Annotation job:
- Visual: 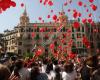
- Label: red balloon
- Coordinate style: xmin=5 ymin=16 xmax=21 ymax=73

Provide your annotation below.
xmin=86 ymin=9 xmax=89 ymax=12
xmin=52 ymin=15 xmax=57 ymax=21
xmin=0 ymin=0 xmax=16 ymax=12
xmin=73 ymin=21 xmax=80 ymax=29
xmin=73 ymin=9 xmax=76 ymax=12
xmin=38 ymin=17 xmax=42 ymax=20
xmin=58 ymin=45 xmax=62 ymax=50
xmin=93 ymin=29 xmax=97 ymax=32
xmin=0 ymin=9 xmax=2 ymax=14
xmin=78 ymin=1 xmax=83 ymax=6
xmin=88 ymin=18 xmax=92 ymax=23
xmin=84 ymin=4 xmax=87 ymax=7
xmin=91 ymin=21 xmax=95 ymax=26
xmin=36 ymin=48 xmax=42 ymax=56
xmin=42 ymin=20 xmax=44 ymax=23
xmin=69 ymin=0 xmax=72 ymax=4
xmin=88 ymin=13 xmax=92 ymax=17
xmin=64 ymin=2 xmax=67 ymax=6
xmin=33 ymin=24 xmax=37 ymax=27
xmin=68 ymin=9 xmax=71 ymax=12
xmin=44 ymin=0 xmax=48 ymax=4
xmin=21 ymin=3 xmax=24 ymax=7
xmin=89 ymin=0 xmax=94 ymax=3
xmin=51 ymin=10 xmax=53 ymax=13
xmin=83 ymin=36 xmax=90 ymax=49
xmin=10 ymin=1 xmax=16 ymax=7
xmin=31 ymin=32 xmax=35 ymax=38
xmin=43 ymin=1 xmax=47 ymax=5
xmin=69 ymin=52 xmax=76 ymax=59
xmin=78 ymin=12 xmax=82 ymax=17
xmin=90 ymin=4 xmax=97 ymax=11
xmin=50 ymin=43 xmax=55 ymax=49
xmin=73 ymin=11 xmax=78 ymax=18
xmin=40 ymin=28 xmax=44 ymax=32
xmin=82 ymin=18 xmax=87 ymax=24
xmin=47 ymin=15 xmax=50 ymax=18
xmin=39 ymin=0 xmax=42 ymax=3
xmin=48 ymin=0 xmax=53 ymax=6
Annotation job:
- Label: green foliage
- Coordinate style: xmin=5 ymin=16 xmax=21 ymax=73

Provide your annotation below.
xmin=23 ymin=52 xmax=34 ymax=59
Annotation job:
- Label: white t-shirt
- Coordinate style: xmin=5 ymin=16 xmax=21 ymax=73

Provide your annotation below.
xmin=47 ymin=71 xmax=56 ymax=80
xmin=62 ymin=70 xmax=77 ymax=80
xmin=41 ymin=64 xmax=47 ymax=73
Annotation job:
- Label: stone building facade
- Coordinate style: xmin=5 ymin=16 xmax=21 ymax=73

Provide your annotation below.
xmin=2 ymin=8 xmax=100 ymax=56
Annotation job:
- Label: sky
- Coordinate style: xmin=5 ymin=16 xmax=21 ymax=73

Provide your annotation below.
xmin=0 ymin=0 xmax=100 ymax=33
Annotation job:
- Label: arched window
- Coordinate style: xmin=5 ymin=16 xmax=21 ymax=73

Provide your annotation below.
xmin=18 ymin=49 xmax=22 ymax=54
xmin=28 ymin=34 xmax=31 ymax=39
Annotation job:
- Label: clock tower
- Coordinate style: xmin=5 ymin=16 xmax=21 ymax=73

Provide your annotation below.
xmin=20 ymin=6 xmax=29 ymax=26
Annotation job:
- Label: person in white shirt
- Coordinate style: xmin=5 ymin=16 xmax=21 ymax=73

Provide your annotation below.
xmin=62 ymin=62 xmax=77 ymax=80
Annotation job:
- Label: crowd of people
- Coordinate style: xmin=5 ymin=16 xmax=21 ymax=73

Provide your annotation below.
xmin=0 ymin=53 xmax=100 ymax=80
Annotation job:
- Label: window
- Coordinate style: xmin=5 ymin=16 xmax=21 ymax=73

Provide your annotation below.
xmin=31 ymin=29 xmax=33 ymax=32
xmin=97 ymin=35 xmax=100 ymax=40
xmin=90 ymin=42 xmax=94 ymax=48
xmin=18 ymin=49 xmax=22 ymax=54
xmin=28 ymin=34 xmax=31 ymax=39
xmin=72 ymin=27 xmax=74 ymax=32
xmin=72 ymin=42 xmax=76 ymax=48
xmin=21 ymin=28 xmax=24 ymax=32
xmin=34 ymin=29 xmax=37 ymax=32
xmin=90 ymin=35 xmax=93 ymax=41
xmin=82 ymin=27 xmax=84 ymax=32
xmin=72 ymin=34 xmax=75 ymax=39
xmin=29 ymin=28 xmax=31 ymax=32
xmin=83 ymin=45 xmax=86 ymax=48
xmin=43 ymin=35 xmax=49 ymax=41
xmin=9 ymin=47 xmax=10 ymax=50
xmin=37 ymin=27 xmax=39 ymax=32
xmin=54 ymin=28 xmax=56 ymax=32
xmin=77 ymin=41 xmax=82 ymax=47
xmin=11 ymin=46 xmax=14 ymax=49
xmin=91 ymin=28 xmax=93 ymax=33
xmin=26 ymin=29 xmax=29 ymax=32
xmin=82 ymin=34 xmax=85 ymax=37
xmin=76 ymin=27 xmax=80 ymax=32
xmin=6 ymin=42 xmax=8 ymax=45
xmin=97 ymin=42 xmax=100 ymax=48
xmin=10 ymin=41 xmax=12 ymax=45
xmin=12 ymin=40 xmax=14 ymax=44
xmin=77 ymin=33 xmax=81 ymax=38
xmin=18 ymin=42 xmax=22 ymax=45
xmin=88 ymin=27 xmax=90 ymax=33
